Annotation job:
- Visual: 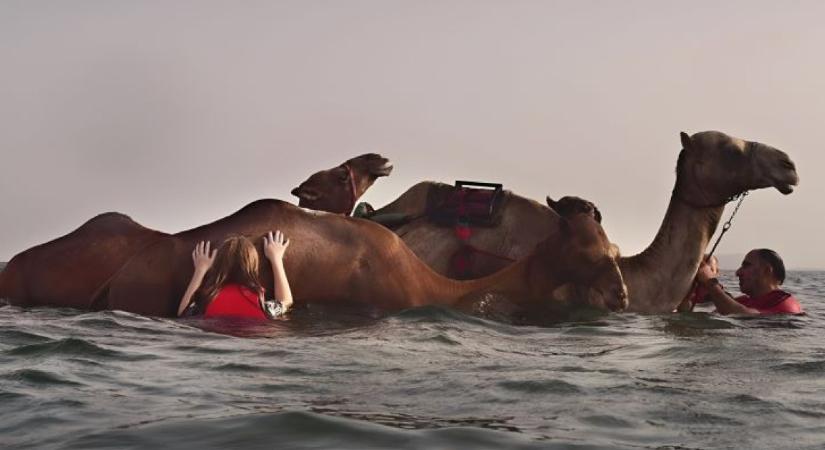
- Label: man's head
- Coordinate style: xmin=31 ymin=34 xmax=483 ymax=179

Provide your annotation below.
xmin=735 ymin=249 xmax=785 ymax=296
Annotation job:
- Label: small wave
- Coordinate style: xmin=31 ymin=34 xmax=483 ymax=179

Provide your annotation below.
xmin=0 ymin=329 xmax=54 ymax=347
xmin=4 ymin=337 xmax=152 ymax=362
xmin=578 ymin=414 xmax=634 ymax=428
xmin=497 ymin=378 xmax=582 ymax=395
xmin=211 ymin=362 xmax=268 ymax=373
xmin=2 ymin=368 xmax=85 ymax=387
xmin=771 ymin=360 xmax=825 ymax=374
xmin=62 ymin=410 xmax=544 ymax=450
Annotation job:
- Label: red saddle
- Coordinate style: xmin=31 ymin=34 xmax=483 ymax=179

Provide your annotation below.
xmin=426 ymin=181 xmax=504 ymax=227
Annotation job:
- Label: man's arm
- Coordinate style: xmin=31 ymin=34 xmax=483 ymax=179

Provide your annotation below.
xmin=697 ymin=278 xmax=759 ymax=315
xmin=695 ymin=262 xmax=759 ymax=315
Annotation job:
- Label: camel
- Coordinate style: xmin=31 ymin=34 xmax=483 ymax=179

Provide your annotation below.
xmin=90 ymin=199 xmax=627 ymax=318
xmin=362 ymin=183 xmax=567 ymax=279
xmin=299 ymin=131 xmax=799 ymax=313
xmin=0 ymin=212 xmax=166 ymax=309
xmin=620 ymin=131 xmax=797 ymax=312
xmin=291 ymin=153 xmax=393 ymax=215
xmin=0 ymin=153 xmax=393 ymax=309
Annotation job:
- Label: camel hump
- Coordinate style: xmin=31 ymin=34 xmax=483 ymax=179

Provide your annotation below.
xmin=236 ymin=198 xmax=293 ymax=215
xmin=217 ymin=198 xmax=298 ymax=223
xmin=75 ymin=212 xmax=151 ymax=235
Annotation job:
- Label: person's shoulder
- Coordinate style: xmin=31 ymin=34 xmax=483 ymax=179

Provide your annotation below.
xmin=775 ymin=291 xmax=803 ymax=314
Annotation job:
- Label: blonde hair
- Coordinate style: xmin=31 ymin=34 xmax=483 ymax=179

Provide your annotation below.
xmin=196 ymin=235 xmax=264 ymax=310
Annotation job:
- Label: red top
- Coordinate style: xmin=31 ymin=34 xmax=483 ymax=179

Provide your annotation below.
xmin=689 ymin=285 xmax=712 ymax=305
xmin=735 ymin=290 xmax=803 ymax=315
xmin=203 ymin=284 xmax=267 ymax=320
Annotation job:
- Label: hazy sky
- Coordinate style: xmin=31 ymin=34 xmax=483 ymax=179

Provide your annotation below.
xmin=1 ymin=1 xmax=823 ymax=269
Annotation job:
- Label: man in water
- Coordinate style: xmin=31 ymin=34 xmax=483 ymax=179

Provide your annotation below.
xmin=695 ymin=249 xmax=802 ymax=315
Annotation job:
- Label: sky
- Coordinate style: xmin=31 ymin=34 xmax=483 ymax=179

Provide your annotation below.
xmin=1 ymin=1 xmax=823 ymax=269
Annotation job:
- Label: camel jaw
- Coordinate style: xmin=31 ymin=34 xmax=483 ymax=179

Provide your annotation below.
xmin=776 ymin=183 xmax=795 ymax=195
xmin=752 ymin=143 xmax=799 ymax=196
xmin=773 ymin=169 xmax=799 ymax=194
xmin=291 ymin=186 xmax=320 ymax=202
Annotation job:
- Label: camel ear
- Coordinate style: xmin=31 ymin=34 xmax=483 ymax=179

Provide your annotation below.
xmin=546 ymin=196 xmax=558 ymax=210
xmin=680 ymin=131 xmax=693 ymax=150
xmin=593 ymin=206 xmax=602 ymax=224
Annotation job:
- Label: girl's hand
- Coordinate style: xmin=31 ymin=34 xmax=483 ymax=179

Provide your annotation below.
xmin=192 ymin=241 xmax=216 ymax=273
xmin=264 ymin=230 xmax=290 ymax=263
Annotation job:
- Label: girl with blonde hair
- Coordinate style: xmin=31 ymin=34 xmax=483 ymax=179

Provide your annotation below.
xmin=177 ymin=230 xmax=293 ymax=319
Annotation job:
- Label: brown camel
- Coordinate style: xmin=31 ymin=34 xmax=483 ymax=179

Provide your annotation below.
xmin=0 ymin=213 xmax=165 ymax=309
xmin=291 ymin=153 xmax=393 ymax=215
xmin=93 ymin=199 xmax=627 ymax=318
xmin=309 ymin=131 xmax=799 ymax=313
xmin=365 ymin=183 xmax=566 ymax=278
xmin=620 ymin=131 xmax=798 ymax=312
xmin=0 ymin=153 xmax=392 ymax=309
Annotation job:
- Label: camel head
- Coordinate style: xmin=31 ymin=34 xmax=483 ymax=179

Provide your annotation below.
xmin=535 ymin=214 xmax=628 ymax=312
xmin=291 ymin=153 xmax=393 ymax=214
xmin=546 ymin=195 xmax=602 ymax=223
xmin=674 ymin=131 xmax=799 ymax=206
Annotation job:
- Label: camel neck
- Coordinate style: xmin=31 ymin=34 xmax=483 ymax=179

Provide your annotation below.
xmin=620 ymin=194 xmax=723 ymax=313
xmin=426 ymin=257 xmax=530 ymax=308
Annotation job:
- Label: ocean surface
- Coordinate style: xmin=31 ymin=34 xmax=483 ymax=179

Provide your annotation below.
xmin=2 ymin=265 xmax=824 ymax=450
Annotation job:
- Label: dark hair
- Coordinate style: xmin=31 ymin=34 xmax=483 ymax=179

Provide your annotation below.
xmin=754 ymin=248 xmax=786 ymax=284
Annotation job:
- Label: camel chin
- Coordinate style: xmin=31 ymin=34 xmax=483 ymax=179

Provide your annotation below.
xmin=777 ymin=184 xmax=794 ymax=195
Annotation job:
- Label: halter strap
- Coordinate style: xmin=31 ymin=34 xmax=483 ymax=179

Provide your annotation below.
xmin=344 ymin=163 xmax=358 ymax=216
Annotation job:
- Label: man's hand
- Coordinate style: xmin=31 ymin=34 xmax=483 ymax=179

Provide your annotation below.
xmin=696 ymin=259 xmax=717 ymax=284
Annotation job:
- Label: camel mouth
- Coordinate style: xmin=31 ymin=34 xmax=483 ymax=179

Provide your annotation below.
xmin=291 ymin=186 xmax=319 ymax=202
xmin=773 ymin=172 xmax=799 ymax=195
xmin=372 ymin=161 xmax=394 ymax=177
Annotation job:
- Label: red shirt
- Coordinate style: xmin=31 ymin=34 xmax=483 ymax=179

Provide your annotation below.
xmin=689 ymin=285 xmax=712 ymax=305
xmin=203 ymin=284 xmax=267 ymax=320
xmin=735 ymin=290 xmax=803 ymax=315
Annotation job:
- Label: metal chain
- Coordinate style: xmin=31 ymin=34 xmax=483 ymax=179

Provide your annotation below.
xmin=706 ymin=191 xmax=749 ymax=259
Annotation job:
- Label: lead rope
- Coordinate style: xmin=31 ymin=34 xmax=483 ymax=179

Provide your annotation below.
xmin=706 ymin=191 xmax=749 ymax=259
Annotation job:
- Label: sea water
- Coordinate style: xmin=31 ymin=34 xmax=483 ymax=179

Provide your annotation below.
xmin=1 ymin=268 xmax=824 ymax=449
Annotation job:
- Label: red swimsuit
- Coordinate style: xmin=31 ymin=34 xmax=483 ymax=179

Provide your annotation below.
xmin=203 ymin=284 xmax=267 ymax=320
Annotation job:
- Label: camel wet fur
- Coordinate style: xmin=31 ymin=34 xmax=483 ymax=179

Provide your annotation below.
xmin=291 ymin=153 xmax=393 ymax=215
xmin=101 ymin=199 xmax=626 ymax=318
